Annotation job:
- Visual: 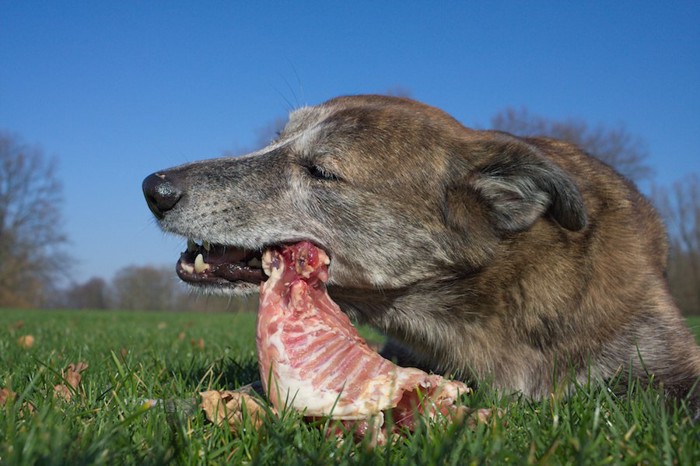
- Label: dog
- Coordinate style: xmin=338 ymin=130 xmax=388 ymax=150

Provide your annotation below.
xmin=143 ymin=94 xmax=700 ymax=415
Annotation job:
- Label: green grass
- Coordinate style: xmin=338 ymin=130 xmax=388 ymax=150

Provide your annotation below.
xmin=1 ymin=310 xmax=699 ymax=465
xmin=688 ymin=316 xmax=700 ymax=344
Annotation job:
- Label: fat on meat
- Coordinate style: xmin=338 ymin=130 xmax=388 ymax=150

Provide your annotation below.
xmin=257 ymin=241 xmax=470 ymax=431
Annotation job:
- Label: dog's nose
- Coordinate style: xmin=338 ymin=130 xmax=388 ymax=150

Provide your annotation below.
xmin=142 ymin=172 xmax=183 ymax=219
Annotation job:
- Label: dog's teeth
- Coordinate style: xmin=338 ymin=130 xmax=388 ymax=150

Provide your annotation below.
xmin=247 ymin=257 xmax=262 ymax=268
xmin=187 ymin=239 xmax=197 ymax=252
xmin=194 ymin=254 xmax=210 ymax=273
xmin=203 ymin=241 xmax=211 ymax=252
xmin=262 ymin=251 xmax=273 ymax=277
xmin=181 ymin=262 xmax=195 ymax=274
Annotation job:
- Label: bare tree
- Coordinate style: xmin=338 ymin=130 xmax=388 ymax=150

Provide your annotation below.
xmin=56 ymin=268 xmax=259 ymax=312
xmin=491 ymin=108 xmax=652 ymax=183
xmin=111 ymin=265 xmax=185 ymax=311
xmin=63 ymin=277 xmax=111 ymax=310
xmin=653 ymin=175 xmax=700 ymax=315
xmin=0 ymin=131 xmax=68 ymax=308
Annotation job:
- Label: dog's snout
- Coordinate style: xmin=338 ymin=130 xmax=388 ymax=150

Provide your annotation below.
xmin=142 ymin=172 xmax=183 ymax=219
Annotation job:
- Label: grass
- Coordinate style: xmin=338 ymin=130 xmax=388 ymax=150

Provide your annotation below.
xmin=1 ymin=310 xmax=699 ymax=465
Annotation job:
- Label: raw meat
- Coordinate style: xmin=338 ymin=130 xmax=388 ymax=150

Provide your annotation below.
xmin=257 ymin=241 xmax=470 ymax=437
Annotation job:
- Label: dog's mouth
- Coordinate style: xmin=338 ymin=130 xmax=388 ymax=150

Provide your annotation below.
xmin=176 ymin=239 xmax=265 ymax=286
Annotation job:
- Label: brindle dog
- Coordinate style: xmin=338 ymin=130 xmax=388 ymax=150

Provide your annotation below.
xmin=143 ymin=95 xmax=700 ymax=417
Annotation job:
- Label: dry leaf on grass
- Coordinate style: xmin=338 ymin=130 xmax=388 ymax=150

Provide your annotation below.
xmin=65 ymin=362 xmax=88 ymax=388
xmin=53 ymin=384 xmax=73 ymax=401
xmin=0 ymin=387 xmax=17 ymax=405
xmin=191 ymin=338 xmax=205 ymax=350
xmin=17 ymin=334 xmax=35 ymax=349
xmin=54 ymin=362 xmax=89 ymax=401
xmin=0 ymin=387 xmax=35 ymax=416
xmin=200 ymin=390 xmax=272 ymax=433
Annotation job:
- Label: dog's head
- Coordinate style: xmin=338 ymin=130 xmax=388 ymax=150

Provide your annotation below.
xmin=143 ymin=95 xmax=587 ymax=296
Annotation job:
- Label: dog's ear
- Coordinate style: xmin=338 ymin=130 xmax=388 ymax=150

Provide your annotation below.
xmin=448 ymin=135 xmax=588 ymax=233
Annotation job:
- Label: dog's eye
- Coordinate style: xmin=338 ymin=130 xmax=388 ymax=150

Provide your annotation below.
xmin=306 ymin=164 xmax=340 ymax=182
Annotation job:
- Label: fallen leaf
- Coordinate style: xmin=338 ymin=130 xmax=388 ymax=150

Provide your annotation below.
xmin=53 ymin=384 xmax=72 ymax=401
xmin=0 ymin=387 xmax=16 ymax=405
xmin=65 ymin=362 xmax=88 ymax=389
xmin=21 ymin=401 xmax=36 ymax=415
xmin=191 ymin=338 xmax=205 ymax=350
xmin=54 ymin=361 xmax=89 ymax=401
xmin=200 ymin=390 xmax=271 ymax=433
xmin=1 ymin=388 xmax=36 ymax=417
xmin=17 ymin=334 xmax=34 ymax=349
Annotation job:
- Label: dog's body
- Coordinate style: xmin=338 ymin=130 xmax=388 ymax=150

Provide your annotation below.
xmin=143 ymin=95 xmax=700 ymax=411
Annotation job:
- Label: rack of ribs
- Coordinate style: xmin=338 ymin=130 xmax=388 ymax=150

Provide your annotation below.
xmin=257 ymin=241 xmax=470 ymax=439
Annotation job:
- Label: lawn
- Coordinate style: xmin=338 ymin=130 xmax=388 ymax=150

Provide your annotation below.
xmin=1 ymin=309 xmax=699 ymax=465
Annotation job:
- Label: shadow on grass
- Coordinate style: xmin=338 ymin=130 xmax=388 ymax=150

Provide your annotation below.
xmin=166 ymin=354 xmax=260 ymax=393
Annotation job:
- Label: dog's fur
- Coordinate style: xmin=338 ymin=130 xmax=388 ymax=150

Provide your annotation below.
xmin=144 ymin=95 xmax=700 ymax=413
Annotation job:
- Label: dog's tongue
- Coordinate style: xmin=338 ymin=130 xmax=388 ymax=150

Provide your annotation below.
xmin=256 ymin=241 xmax=470 ymax=440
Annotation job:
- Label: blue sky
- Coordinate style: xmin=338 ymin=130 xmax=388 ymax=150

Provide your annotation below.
xmin=1 ymin=1 xmax=699 ymax=284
